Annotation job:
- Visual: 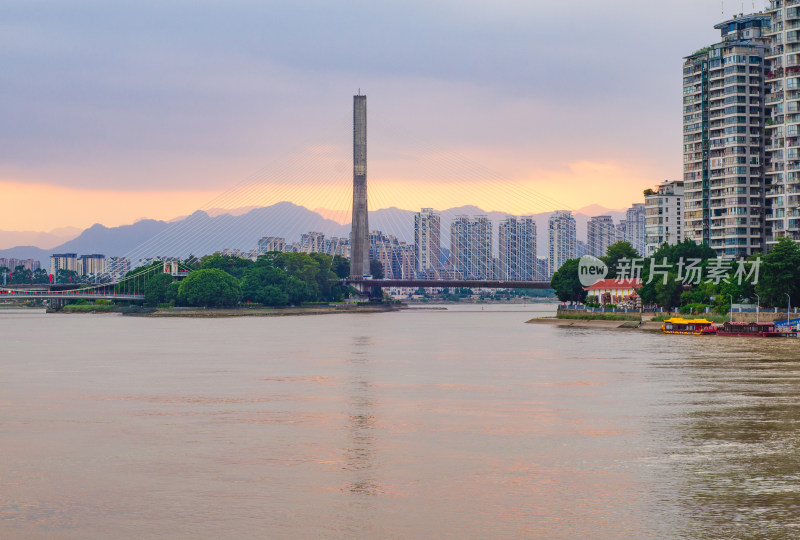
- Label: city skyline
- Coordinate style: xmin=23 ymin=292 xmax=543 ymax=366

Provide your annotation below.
xmin=1 ymin=0 xmax=769 ymax=232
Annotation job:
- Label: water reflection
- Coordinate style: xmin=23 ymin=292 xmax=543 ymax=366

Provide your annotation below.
xmin=659 ymin=340 xmax=800 ymax=538
xmin=343 ymin=336 xmax=380 ymax=496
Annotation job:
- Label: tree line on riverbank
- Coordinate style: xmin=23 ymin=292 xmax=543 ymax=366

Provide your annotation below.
xmin=116 ymin=252 xmax=352 ymax=308
xmin=551 ymin=238 xmax=800 ymax=314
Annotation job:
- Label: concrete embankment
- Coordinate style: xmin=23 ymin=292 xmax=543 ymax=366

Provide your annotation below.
xmin=527 ymin=317 xmax=663 ymax=331
xmin=126 ymin=304 xmax=406 ymax=317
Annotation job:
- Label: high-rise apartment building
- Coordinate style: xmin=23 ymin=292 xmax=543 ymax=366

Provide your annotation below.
xmin=548 ymin=211 xmax=577 ymax=275
xmin=391 ymin=244 xmax=416 ymax=280
xmin=624 ymin=203 xmax=646 ymax=255
xmin=369 ymin=230 xmax=398 ymax=278
xmin=764 ymin=2 xmax=800 ymax=245
xmin=258 ymin=236 xmax=286 ymax=254
xmin=414 ymin=208 xmax=441 ymax=277
xmin=325 ymin=237 xmax=350 ymax=258
xmin=450 ymin=215 xmax=493 ymax=279
xmin=300 ymin=232 xmax=325 ymax=253
xmin=616 ymin=220 xmax=627 ymax=244
xmin=0 ymin=258 xmax=40 ymax=272
xmin=78 ymin=254 xmax=106 ymax=277
xmin=498 ymin=216 xmax=537 ymax=280
xmin=683 ymin=13 xmax=770 ymax=256
xmin=587 ymin=215 xmax=616 ymax=258
xmin=105 ymin=257 xmax=131 ymax=280
xmin=50 ymin=253 xmax=78 ymax=277
xmin=645 ymin=180 xmax=685 ymax=255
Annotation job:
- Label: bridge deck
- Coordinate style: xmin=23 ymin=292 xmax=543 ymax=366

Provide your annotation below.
xmin=0 ymin=293 xmax=144 ymax=300
xmin=346 ymin=279 xmax=551 ymax=289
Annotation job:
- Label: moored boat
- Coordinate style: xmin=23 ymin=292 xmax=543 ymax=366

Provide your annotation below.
xmin=716 ymin=321 xmax=783 ymax=337
xmin=661 ymin=318 xmax=716 ymax=335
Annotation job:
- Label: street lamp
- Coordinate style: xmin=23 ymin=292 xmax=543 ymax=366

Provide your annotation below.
xmin=755 ymin=294 xmax=760 ymax=324
xmin=729 ymin=294 xmax=734 ymax=323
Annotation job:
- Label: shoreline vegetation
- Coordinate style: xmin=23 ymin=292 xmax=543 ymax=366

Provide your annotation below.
xmin=45 ymin=303 xmax=409 ymax=317
xmin=129 ymin=304 xmax=407 ymax=317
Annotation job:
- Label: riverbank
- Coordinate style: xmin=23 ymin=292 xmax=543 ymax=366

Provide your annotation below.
xmin=527 ymin=317 xmax=664 ymax=331
xmin=124 ymin=304 xmax=407 ymax=317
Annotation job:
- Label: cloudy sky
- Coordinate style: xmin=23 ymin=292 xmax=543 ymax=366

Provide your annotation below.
xmin=0 ymin=0 xmax=770 ymax=230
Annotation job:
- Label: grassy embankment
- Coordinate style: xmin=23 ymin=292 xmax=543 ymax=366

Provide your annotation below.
xmin=60 ymin=304 xmax=116 ymax=313
xmin=556 ymin=313 xmax=641 ymax=322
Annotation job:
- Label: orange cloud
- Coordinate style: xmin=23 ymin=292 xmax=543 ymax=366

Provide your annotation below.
xmin=1 ymin=158 xmax=655 ymax=232
xmin=0 ymin=179 xmax=217 ymax=231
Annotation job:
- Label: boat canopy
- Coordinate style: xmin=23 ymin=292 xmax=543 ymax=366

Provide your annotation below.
xmin=664 ymin=318 xmax=713 ymax=325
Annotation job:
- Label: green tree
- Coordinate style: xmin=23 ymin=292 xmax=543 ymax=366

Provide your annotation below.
xmin=550 ymin=259 xmax=587 ymax=303
xmin=284 ymin=276 xmax=313 ymax=304
xmin=144 ymin=273 xmax=174 ymax=306
xmin=652 ymin=272 xmax=683 ymax=309
xmin=241 ymin=266 xmax=291 ymax=305
xmin=56 ymin=268 xmax=79 ymax=284
xmin=166 ymin=282 xmax=181 ymax=305
xmin=331 ymin=256 xmax=350 ymax=279
xmin=178 ymin=269 xmax=241 ymax=307
xmin=652 ymin=238 xmax=716 ymax=263
xmin=369 ymin=259 xmax=384 ymax=279
xmin=603 ymin=241 xmax=640 ymax=278
xmin=756 ymin=237 xmax=800 ymax=308
xmin=11 ymin=265 xmax=33 ymax=284
xmin=33 ymin=268 xmax=50 ymax=284
xmin=259 ymin=285 xmax=290 ymax=306
xmin=199 ymin=254 xmax=253 ymax=279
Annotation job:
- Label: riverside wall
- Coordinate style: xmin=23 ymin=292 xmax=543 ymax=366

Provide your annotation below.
xmin=558 ymin=307 xmax=797 ymax=323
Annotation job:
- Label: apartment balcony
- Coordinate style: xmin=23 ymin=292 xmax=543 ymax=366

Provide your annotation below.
xmin=767 ymin=45 xmax=785 ymax=58
xmin=768 ymin=91 xmax=786 ymax=105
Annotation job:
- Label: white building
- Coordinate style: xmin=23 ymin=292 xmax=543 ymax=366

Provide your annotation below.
xmin=587 ymin=215 xmax=616 ymax=258
xmin=684 ymin=13 xmax=769 ymax=256
xmin=450 ymin=215 xmax=493 ymax=279
xmin=258 ymin=236 xmax=286 ymax=254
xmin=50 ymin=253 xmax=78 ymax=277
xmin=765 ymin=3 xmax=800 ymax=246
xmin=498 ymin=216 xmax=537 ymax=280
xmin=78 ymin=254 xmax=106 ymax=277
xmin=300 ymin=232 xmax=325 ymax=254
xmin=414 ymin=208 xmax=441 ymax=276
xmin=645 ymin=180 xmax=685 ymax=256
xmin=105 ymin=257 xmax=131 ymax=280
xmin=325 ymin=237 xmax=350 ymax=258
xmin=548 ymin=211 xmax=577 ymax=276
xmin=624 ymin=204 xmax=646 ymax=255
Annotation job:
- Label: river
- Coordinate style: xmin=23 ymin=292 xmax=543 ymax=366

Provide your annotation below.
xmin=2 ymin=304 xmax=800 ymax=538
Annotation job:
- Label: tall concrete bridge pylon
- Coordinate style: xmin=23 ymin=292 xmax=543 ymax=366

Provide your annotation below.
xmin=350 ymin=94 xmax=369 ymax=278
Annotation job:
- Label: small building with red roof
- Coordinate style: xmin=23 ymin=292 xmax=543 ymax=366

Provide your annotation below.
xmin=584 ymin=278 xmax=642 ymax=305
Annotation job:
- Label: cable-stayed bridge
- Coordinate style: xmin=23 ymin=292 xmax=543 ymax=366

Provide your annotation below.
xmin=6 ymin=95 xmax=563 ymax=302
xmin=0 ymin=262 xmax=191 ymax=305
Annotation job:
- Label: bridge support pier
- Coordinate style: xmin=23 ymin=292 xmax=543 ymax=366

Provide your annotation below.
xmin=348 ymin=281 xmax=384 ymax=302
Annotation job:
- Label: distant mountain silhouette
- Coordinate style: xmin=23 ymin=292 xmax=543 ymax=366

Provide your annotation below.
xmin=0 ymin=227 xmax=82 ymax=251
xmin=0 ymin=202 xmax=634 ymax=267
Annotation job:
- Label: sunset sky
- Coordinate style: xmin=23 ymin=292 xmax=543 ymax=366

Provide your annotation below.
xmin=1 ymin=0 xmax=769 ymax=231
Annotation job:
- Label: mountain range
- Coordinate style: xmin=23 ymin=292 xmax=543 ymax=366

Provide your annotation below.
xmin=0 ymin=203 xmax=627 ymax=267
